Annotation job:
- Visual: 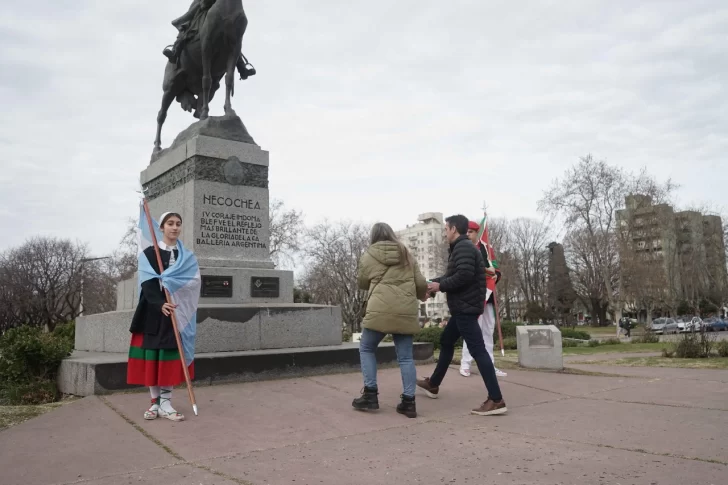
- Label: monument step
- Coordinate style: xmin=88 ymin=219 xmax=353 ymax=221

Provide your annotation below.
xmin=58 ymin=343 xmax=435 ymax=396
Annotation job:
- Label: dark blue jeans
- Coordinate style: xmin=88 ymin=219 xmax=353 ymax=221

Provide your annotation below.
xmin=429 ymin=314 xmax=503 ymax=401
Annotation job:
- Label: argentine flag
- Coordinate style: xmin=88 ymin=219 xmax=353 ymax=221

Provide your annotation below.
xmin=137 ymin=204 xmax=201 ymax=367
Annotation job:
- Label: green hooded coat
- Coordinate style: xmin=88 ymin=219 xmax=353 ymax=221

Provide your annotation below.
xmin=358 ymin=241 xmax=428 ymax=335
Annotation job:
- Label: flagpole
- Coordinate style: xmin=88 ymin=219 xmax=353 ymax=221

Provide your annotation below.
xmin=142 ymin=198 xmax=198 ymax=416
xmin=480 ymin=207 xmax=505 ymax=357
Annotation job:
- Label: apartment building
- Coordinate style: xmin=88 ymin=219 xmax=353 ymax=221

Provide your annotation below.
xmin=616 ymin=194 xmax=727 ymax=307
xmin=396 ymin=212 xmax=449 ymax=319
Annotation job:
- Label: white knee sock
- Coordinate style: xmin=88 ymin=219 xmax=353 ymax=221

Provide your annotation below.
xmin=159 ymin=387 xmax=176 ymax=413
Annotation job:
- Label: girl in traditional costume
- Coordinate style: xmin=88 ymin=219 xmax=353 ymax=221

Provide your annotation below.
xmin=127 ymin=211 xmax=201 ymax=422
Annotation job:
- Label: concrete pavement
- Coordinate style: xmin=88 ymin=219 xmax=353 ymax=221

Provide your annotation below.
xmin=1 ymin=361 xmax=726 ymax=485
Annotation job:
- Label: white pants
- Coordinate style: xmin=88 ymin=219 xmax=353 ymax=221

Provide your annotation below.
xmin=461 ymin=303 xmax=496 ymax=369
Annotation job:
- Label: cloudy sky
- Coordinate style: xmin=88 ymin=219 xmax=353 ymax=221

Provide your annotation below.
xmin=1 ymin=0 xmax=726 ymax=256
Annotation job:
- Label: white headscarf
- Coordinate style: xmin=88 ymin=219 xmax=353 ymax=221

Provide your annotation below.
xmin=158 ymin=212 xmax=180 ymax=263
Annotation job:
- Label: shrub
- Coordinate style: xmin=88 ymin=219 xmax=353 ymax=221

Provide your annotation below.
xmin=52 ymin=321 xmax=75 ymax=344
xmin=561 ymin=328 xmax=591 ymax=340
xmin=602 ymin=338 xmax=621 ymax=346
xmin=562 ymin=339 xmax=579 ymax=348
xmin=662 ymin=347 xmax=675 ymax=358
xmin=716 ymin=340 xmax=728 ymax=358
xmin=588 ymin=339 xmax=601 ymax=347
xmin=415 ymin=326 xmax=443 ymax=350
xmin=672 ymin=330 xmax=715 ymax=359
xmin=0 ymin=326 xmax=73 ymax=383
xmin=635 ymin=331 xmax=660 ymax=344
xmin=674 ymin=337 xmax=702 ymax=358
xmin=342 ymin=328 xmax=352 ymax=343
xmin=500 ymin=321 xmax=518 ymax=338
xmin=0 ymin=325 xmax=73 ymax=405
xmin=502 ymin=337 xmax=517 ymax=350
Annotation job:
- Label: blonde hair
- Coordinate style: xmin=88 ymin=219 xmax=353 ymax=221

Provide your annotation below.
xmin=370 ymin=222 xmax=414 ymax=267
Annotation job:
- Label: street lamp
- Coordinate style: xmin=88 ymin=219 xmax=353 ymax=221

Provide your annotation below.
xmin=79 ymin=256 xmax=111 ymax=317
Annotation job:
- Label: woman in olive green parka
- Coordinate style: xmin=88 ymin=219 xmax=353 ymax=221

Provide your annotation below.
xmin=352 ymin=223 xmax=428 ymax=418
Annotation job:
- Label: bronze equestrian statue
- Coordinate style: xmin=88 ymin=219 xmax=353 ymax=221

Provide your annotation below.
xmin=153 ymin=0 xmax=256 ymax=153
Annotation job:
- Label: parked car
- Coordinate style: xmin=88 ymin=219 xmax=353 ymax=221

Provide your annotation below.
xmin=650 ymin=317 xmax=675 ymax=334
xmin=663 ymin=318 xmax=680 ymax=334
xmin=685 ymin=317 xmax=703 ymax=332
xmin=703 ymin=317 xmax=728 ymax=332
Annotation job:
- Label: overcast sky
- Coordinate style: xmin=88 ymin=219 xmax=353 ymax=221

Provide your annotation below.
xmin=1 ymin=0 xmax=726 ymax=256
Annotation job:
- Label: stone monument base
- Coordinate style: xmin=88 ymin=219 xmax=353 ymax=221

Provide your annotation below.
xmin=58 ymin=343 xmax=435 ymax=396
xmin=516 ymin=325 xmax=563 ymax=370
xmin=75 ymin=304 xmax=342 ymax=354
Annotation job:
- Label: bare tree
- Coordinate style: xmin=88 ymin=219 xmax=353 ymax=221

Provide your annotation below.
xmin=106 ymin=218 xmax=138 ymax=283
xmin=509 ymin=218 xmax=550 ymax=307
xmin=0 ymin=237 xmax=89 ymax=331
xmin=269 ymin=199 xmax=304 ymax=268
xmin=299 ymin=221 xmax=370 ymax=333
xmin=539 ymin=155 xmax=676 ymax=330
xmin=547 ymin=242 xmax=577 ymax=326
xmin=486 ymin=218 xmax=518 ymax=321
xmin=564 ymin=229 xmax=614 ymax=326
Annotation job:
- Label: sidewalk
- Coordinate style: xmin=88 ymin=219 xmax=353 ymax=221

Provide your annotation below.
xmin=1 ymin=361 xmax=726 ymax=485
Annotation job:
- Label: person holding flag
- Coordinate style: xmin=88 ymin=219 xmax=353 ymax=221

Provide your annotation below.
xmin=460 ymin=219 xmax=507 ymax=378
xmin=127 ymin=208 xmax=201 ymax=422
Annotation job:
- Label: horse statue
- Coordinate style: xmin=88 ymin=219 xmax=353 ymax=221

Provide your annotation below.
xmin=153 ymin=0 xmax=253 ymax=154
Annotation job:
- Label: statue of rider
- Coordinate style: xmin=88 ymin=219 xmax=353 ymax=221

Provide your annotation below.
xmin=163 ymin=0 xmax=256 ymax=80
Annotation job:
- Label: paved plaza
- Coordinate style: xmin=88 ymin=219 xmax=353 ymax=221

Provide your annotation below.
xmin=1 ymin=360 xmax=727 ymax=485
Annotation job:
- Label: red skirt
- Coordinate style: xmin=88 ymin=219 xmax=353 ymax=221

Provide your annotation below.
xmin=127 ymin=333 xmax=194 ymax=387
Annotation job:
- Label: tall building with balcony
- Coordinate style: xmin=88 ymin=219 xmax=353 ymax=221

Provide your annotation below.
xmin=616 ymin=195 xmax=727 ymax=310
xmin=396 ymin=212 xmax=449 ymax=319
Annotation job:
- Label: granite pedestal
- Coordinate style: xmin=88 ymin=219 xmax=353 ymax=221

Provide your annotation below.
xmin=516 ymin=325 xmax=563 ymax=370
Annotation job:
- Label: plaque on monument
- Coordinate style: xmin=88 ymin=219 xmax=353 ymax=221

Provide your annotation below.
xmin=251 ymin=277 xmax=279 ymax=298
xmin=527 ymin=328 xmax=554 ymax=348
xmin=201 ymin=275 xmax=233 ymax=298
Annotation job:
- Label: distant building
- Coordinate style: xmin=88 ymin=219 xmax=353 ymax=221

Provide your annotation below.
xmin=396 ymin=212 xmax=449 ymax=319
xmin=616 ymin=195 xmax=727 ymax=312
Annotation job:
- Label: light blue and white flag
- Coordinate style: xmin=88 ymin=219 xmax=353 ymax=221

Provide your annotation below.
xmin=137 ymin=204 xmax=201 ymax=366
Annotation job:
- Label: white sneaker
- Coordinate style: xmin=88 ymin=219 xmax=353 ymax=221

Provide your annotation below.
xmin=495 ymin=369 xmax=507 ymax=377
xmin=459 ymin=368 xmax=471 ymax=377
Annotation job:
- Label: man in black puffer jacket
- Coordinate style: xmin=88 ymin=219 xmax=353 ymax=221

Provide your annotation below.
xmin=417 ymin=215 xmax=507 ymax=416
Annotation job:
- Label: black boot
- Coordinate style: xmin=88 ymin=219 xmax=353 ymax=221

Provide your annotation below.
xmin=237 ymin=54 xmax=256 ymax=80
xmin=352 ymin=387 xmax=379 ymax=411
xmin=396 ymin=394 xmax=417 ymax=418
xmin=163 ymin=44 xmax=178 ymax=63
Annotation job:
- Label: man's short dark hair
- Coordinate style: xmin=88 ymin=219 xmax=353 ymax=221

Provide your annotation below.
xmin=445 ymin=215 xmax=469 ymax=235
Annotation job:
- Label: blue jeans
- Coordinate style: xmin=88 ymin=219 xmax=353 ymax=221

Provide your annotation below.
xmin=359 ymin=328 xmax=416 ymax=398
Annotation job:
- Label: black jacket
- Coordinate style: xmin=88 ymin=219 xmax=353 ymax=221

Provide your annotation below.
xmin=128 ymin=246 xmax=179 ymax=350
xmin=434 ymin=235 xmax=487 ymax=315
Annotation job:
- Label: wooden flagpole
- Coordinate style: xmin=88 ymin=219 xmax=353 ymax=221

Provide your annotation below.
xmin=142 ymin=198 xmax=198 ymax=416
xmin=481 ymin=205 xmax=505 ymax=357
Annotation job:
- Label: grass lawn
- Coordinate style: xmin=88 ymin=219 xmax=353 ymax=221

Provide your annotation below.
xmin=0 ymin=402 xmax=65 ymax=431
xmin=570 ymin=356 xmax=728 ymax=370
xmin=583 ymin=325 xmax=645 ymax=337
xmin=562 ymin=342 xmax=666 ymax=355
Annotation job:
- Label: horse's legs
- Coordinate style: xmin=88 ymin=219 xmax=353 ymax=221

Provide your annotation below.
xmin=200 ymin=46 xmax=212 ymax=120
xmin=223 ymin=49 xmax=240 ymax=116
xmin=154 ymin=90 xmax=176 ymax=152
